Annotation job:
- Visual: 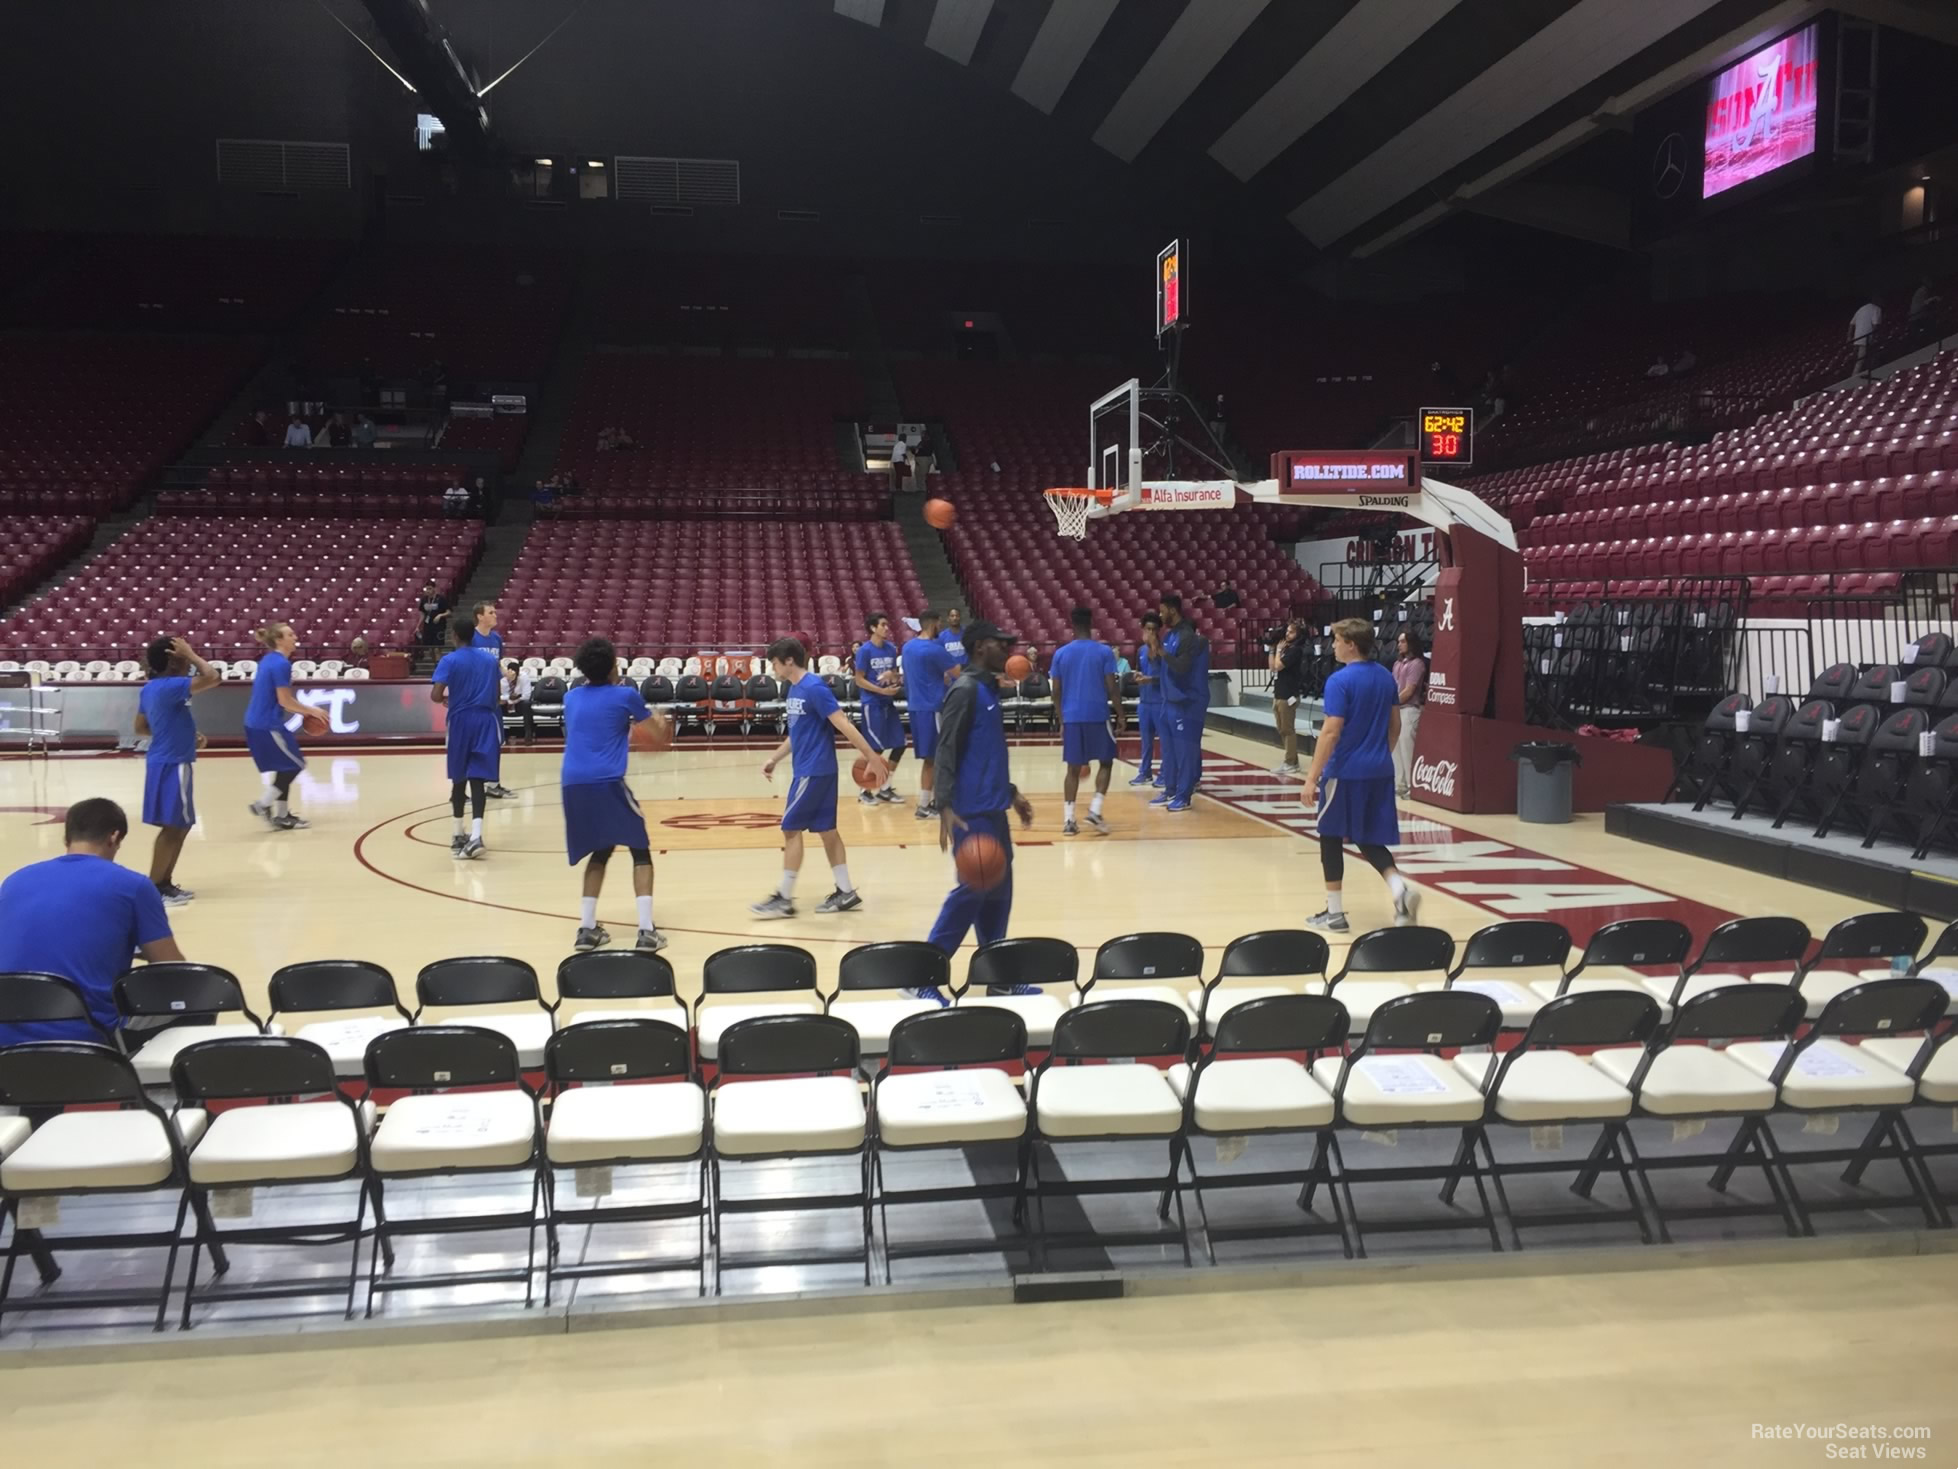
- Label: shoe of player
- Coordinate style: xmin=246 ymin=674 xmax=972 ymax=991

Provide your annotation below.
xmin=248 ymin=799 xmax=275 ymax=826
xmin=157 ymin=883 xmax=194 ymax=907
xmin=1305 ymin=909 xmax=1351 ymax=934
xmin=1061 ymin=818 xmax=1079 ymax=836
xmin=1148 ymin=791 xmax=1170 ymax=806
xmin=749 ymin=893 xmax=796 ymax=919
xmin=876 ymin=787 xmax=903 ymax=804
xmin=486 ymin=784 xmax=516 ymax=799
xmin=636 ymin=927 xmax=669 ymax=952
xmin=1272 ymin=763 xmax=1301 ymax=778
xmin=914 ymin=802 xmax=937 ymax=821
xmin=450 ymin=836 xmax=467 ymax=858
xmin=1084 ymin=812 xmax=1110 ymax=835
xmin=1151 ymin=776 xmax=1166 ymax=788
xmin=1127 ymin=772 xmax=1153 ymax=786
xmin=815 ymin=888 xmax=863 ymax=914
xmin=460 ymin=838 xmax=487 ymax=860
xmin=902 ymin=986 xmax=951 ymax=1007
xmin=272 ymin=813 xmax=310 ymax=830
xmin=1394 ymin=885 xmax=1422 ymax=928
xmin=574 ymin=925 xmax=611 ymax=951
xmin=858 ymin=790 xmax=879 ymax=806
xmin=984 ymin=983 xmax=1043 ymax=996
xmin=1166 ymin=798 xmax=1191 ymax=812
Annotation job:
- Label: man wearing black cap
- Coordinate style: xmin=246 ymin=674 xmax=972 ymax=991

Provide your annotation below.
xmin=914 ymin=619 xmax=1035 ymax=1000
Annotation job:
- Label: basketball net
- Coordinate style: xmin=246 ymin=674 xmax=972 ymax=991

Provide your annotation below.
xmin=1044 ymin=487 xmax=1111 ymax=540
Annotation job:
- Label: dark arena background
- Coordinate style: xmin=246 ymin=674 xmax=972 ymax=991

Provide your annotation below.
xmin=1 ymin=2 xmax=1957 ymax=1462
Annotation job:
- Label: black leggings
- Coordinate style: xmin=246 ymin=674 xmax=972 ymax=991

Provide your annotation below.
xmin=450 ymin=778 xmax=486 ymax=819
xmin=1321 ymin=833 xmax=1395 ymax=884
xmin=273 ymin=770 xmax=297 ymax=800
xmin=588 ymin=846 xmax=653 ymax=870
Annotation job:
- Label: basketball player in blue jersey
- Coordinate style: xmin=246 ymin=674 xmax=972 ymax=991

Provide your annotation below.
xmin=1048 ymin=606 xmax=1123 ymax=835
xmin=244 ymin=620 xmax=315 ymax=830
xmin=1129 ymin=611 xmax=1165 ymax=787
xmin=853 ymin=612 xmax=906 ymax=805
xmin=1153 ymin=593 xmax=1210 ymax=812
xmin=134 ymin=636 xmax=219 ymax=904
xmin=900 ymin=610 xmax=958 ymax=820
xmin=561 ymin=636 xmax=665 ymax=952
xmin=937 ymin=607 xmax=967 ymax=666
xmin=752 ymin=636 xmax=888 ymax=918
xmin=432 ymin=614 xmax=503 ymax=860
xmin=469 ymin=602 xmax=516 ymax=799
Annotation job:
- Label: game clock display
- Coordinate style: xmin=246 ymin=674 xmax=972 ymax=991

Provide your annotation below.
xmin=1419 ymin=407 xmax=1473 ymax=467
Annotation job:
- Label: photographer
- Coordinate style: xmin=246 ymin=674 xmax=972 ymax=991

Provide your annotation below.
xmin=1268 ymin=620 xmax=1305 ymax=777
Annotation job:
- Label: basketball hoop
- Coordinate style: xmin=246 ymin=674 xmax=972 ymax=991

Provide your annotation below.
xmin=1044 ymin=487 xmax=1114 ymax=540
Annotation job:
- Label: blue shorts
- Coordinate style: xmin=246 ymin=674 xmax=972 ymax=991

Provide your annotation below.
xmin=563 ymin=779 xmax=649 ymax=864
xmin=781 ymin=772 xmax=839 ymax=833
xmin=1062 ymin=720 xmax=1117 ymax=766
xmin=142 ymin=761 xmax=196 ymax=829
xmin=911 ymin=707 xmax=940 ymax=762
xmin=1319 ymin=775 xmax=1400 ymax=848
xmin=245 ymin=724 xmax=306 ymax=774
xmin=861 ymin=699 xmax=906 ymax=755
xmin=446 ymin=707 xmax=502 ymax=782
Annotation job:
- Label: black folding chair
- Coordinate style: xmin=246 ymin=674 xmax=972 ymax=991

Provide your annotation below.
xmin=1192 ymin=930 xmax=1331 ymax=1038
xmin=0 ymin=971 xmax=114 ymax=1044
xmin=114 ymin=964 xmax=266 ymax=1088
xmin=1078 ymin=931 xmax=1207 ymax=1027
xmin=1819 ymin=707 xmax=1932 ymax=844
xmin=1778 ymin=703 xmax=1878 ymax=832
xmin=694 ymin=944 xmax=824 ymax=1072
xmin=412 ymin=957 xmax=554 ymax=1068
xmin=829 ymin=941 xmax=954 ymax=1060
xmin=1667 ymin=693 xmax=1749 ymax=807
xmin=1658 ymin=915 xmax=1811 ymax=1011
xmin=1533 ymin=917 xmax=1693 ymax=1009
xmin=1763 ymin=911 xmax=1929 ymax=1019
xmin=1905 ymin=713 xmax=1958 ymax=858
xmin=551 ymin=948 xmax=689 ymax=1030
xmin=958 ymin=936 xmax=1076 ymax=1051
xmin=1723 ymin=693 xmax=1795 ymax=819
xmin=1325 ymin=926 xmax=1457 ymax=1033
xmin=1761 ymin=699 xmax=1834 ymax=827
xmin=266 ymin=960 xmax=413 ymax=1079
xmin=1437 ymin=920 xmax=1573 ymax=1029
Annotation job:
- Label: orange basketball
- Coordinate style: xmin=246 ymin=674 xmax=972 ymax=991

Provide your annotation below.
xmin=631 ymin=710 xmax=674 ymax=751
xmin=298 ymin=708 xmax=330 ymax=737
xmin=1004 ymin=654 xmax=1032 ymax=681
xmin=851 ymin=754 xmax=881 ymax=790
xmin=923 ymin=498 xmax=956 ymax=529
xmin=955 ymin=832 xmax=1008 ymax=891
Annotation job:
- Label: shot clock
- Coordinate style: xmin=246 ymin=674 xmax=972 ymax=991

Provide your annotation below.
xmin=1419 ymin=407 xmax=1474 ymax=468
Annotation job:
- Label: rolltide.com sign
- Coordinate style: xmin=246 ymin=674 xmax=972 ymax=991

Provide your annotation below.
xmin=1270 ymin=450 xmax=1420 ymax=502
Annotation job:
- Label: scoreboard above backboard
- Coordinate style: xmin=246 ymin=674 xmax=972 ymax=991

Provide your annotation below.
xmin=1155 ymin=239 xmax=1185 ymax=338
xmin=1418 ymin=406 xmax=1474 ymax=468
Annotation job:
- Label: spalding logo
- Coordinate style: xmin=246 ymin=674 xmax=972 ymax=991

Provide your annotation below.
xmin=1411 ymin=756 xmax=1458 ymax=797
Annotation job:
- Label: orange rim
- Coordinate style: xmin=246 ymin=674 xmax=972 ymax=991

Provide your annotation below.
xmin=1043 ymin=487 xmax=1117 ymax=502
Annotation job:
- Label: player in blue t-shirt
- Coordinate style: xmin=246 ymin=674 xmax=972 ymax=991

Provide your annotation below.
xmin=134 ymin=635 xmax=220 ymax=905
xmin=244 ymin=620 xmax=316 ymax=830
xmin=937 ymin=607 xmax=967 ymax=666
xmin=1302 ymin=617 xmax=1417 ymax=933
xmin=433 ymin=614 xmax=505 ymax=861
xmin=899 ymin=610 xmax=959 ymax=821
xmin=469 ymin=602 xmax=516 ymax=799
xmin=752 ymin=636 xmax=889 ymax=919
xmin=1048 ymin=607 xmax=1124 ymax=836
xmin=561 ymin=636 xmax=668 ymax=953
xmin=853 ymin=612 xmax=906 ymax=805
xmin=1150 ymin=594 xmax=1211 ymax=812
xmin=1128 ymin=611 xmax=1165 ymax=788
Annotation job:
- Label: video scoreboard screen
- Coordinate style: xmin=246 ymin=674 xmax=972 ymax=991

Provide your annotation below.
xmin=1418 ymin=406 xmax=1473 ymax=468
xmin=1155 ymin=239 xmax=1184 ymax=338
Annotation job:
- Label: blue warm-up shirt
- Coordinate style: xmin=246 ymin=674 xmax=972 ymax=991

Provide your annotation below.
xmin=561 ymin=683 xmax=651 ymax=785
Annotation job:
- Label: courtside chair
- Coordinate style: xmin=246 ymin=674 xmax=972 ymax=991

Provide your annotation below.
xmin=1165 ymin=994 xmax=1351 ymax=1263
xmin=411 ymin=957 xmax=555 ymax=1068
xmin=552 ymin=949 xmax=689 ymax=1030
xmin=871 ymin=1007 xmax=1031 ymax=1281
xmin=1584 ymin=985 xmax=1808 ymax=1240
xmin=692 ymin=945 xmax=824 ymax=1069
xmin=709 ymin=1014 xmax=871 ymax=1293
xmin=1026 ymin=1000 xmax=1191 ymax=1270
xmin=1749 ymin=911 xmax=1929 ymax=1019
xmin=0 ymin=971 xmax=114 ymax=1043
xmin=1189 ymin=930 xmax=1330 ymax=1038
xmin=1421 ymin=920 xmax=1572 ymax=1029
xmin=266 ymin=960 xmax=413 ymax=1078
xmin=114 ymin=964 xmax=267 ymax=1087
xmin=1904 ymin=714 xmax=1958 ymax=858
xmin=0 ymin=1043 xmax=204 ymax=1332
xmin=1316 ymin=990 xmax=1505 ymax=1256
xmin=957 ymin=937 xmax=1076 ymax=1049
xmin=1454 ymin=992 xmax=1664 ymax=1248
xmin=1847 ymin=1024 xmax=1958 ymax=1202
xmin=1666 ymin=692 xmax=1749 ymax=807
xmin=1075 ymin=932 xmax=1207 ymax=1027
xmin=170 ymin=1036 xmax=377 ymax=1327
xmin=541 ymin=1019 xmax=708 ymax=1302
xmin=1649 ymin=916 xmax=1811 ymax=1010
xmin=362 ymin=1026 xmax=546 ymax=1315
xmin=1532 ymin=917 xmax=1693 ymax=1014
xmin=1725 ymin=977 xmax=1950 ymax=1232
xmin=1325 ymin=926 xmax=1457 ymax=1030
xmin=829 ymin=942 xmax=953 ymax=1058
xmin=1721 ymin=693 xmax=1796 ymax=818
xmin=1860 ymin=916 xmax=1958 ymax=991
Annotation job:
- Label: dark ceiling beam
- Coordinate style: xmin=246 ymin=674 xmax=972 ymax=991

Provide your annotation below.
xmin=357 ymin=0 xmax=493 ymax=156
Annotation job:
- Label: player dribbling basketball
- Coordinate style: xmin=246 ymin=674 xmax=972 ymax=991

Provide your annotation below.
xmin=853 ymin=612 xmax=906 ymax=804
xmin=243 ymin=621 xmax=314 ymax=830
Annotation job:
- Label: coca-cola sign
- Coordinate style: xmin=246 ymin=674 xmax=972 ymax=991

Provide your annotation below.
xmin=1411 ymin=755 xmax=1459 ymax=797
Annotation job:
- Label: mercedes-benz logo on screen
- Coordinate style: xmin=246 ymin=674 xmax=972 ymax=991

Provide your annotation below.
xmin=1652 ymin=133 xmax=1686 ymax=199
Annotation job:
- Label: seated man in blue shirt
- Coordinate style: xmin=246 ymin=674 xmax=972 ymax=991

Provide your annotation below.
xmin=0 ymin=797 xmax=185 ymax=1045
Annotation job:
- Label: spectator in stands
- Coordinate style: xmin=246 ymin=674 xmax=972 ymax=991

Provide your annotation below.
xmin=1644 ymin=354 xmax=1671 ymax=379
xmin=1392 ymin=629 xmax=1428 ymax=798
xmin=346 ymin=636 xmax=370 ymax=669
xmin=989 ymin=460 xmax=1001 ymax=473
xmin=417 ymin=581 xmax=451 ymax=646
xmin=443 ymin=481 xmax=471 ymax=519
xmin=0 ymin=797 xmax=185 ymax=1045
xmin=889 ymin=433 xmax=910 ymax=494
xmin=597 ymin=426 xmax=637 ymax=452
xmin=284 ymin=414 xmax=313 ymax=448
xmin=353 ymin=412 xmax=379 ymax=449
xmin=469 ymin=476 xmax=490 ymax=518
xmin=1670 ymin=347 xmax=1697 ymax=375
xmin=1213 ymin=580 xmax=1240 ymax=610
xmin=245 ymin=408 xmax=272 ymax=447
xmin=1851 ymin=296 xmax=1883 ymax=369
xmin=504 ymin=659 xmax=536 ymax=745
xmin=323 ymin=412 xmax=353 ymax=448
xmin=1024 ymin=644 xmax=1042 ymax=673
xmin=1909 ymin=278 xmax=1941 ymax=325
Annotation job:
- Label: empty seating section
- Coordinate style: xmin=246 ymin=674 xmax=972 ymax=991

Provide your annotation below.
xmin=0 ymin=517 xmax=91 ymax=610
xmin=0 ymin=336 xmax=259 ymax=513
xmin=873 ymin=261 xmax=1140 ymax=357
xmin=0 ymin=517 xmax=481 ymax=664
xmin=13 ymin=235 xmax=343 ymax=332
xmin=593 ymin=254 xmax=854 ymax=351
xmin=439 ymin=413 xmax=530 ymax=471
xmin=157 ymin=462 xmax=475 ymax=519
xmin=895 ymin=360 xmax=1112 ymax=486
xmin=500 ymin=520 xmax=925 ymax=654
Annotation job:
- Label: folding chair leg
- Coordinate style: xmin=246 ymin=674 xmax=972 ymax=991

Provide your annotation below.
xmin=345 ymin=1180 xmax=370 ymax=1319
xmin=1475 ymin=1129 xmax=1519 ymax=1250
xmin=365 ymin=1179 xmax=388 ymax=1318
xmin=523 ymin=1171 xmax=541 ymax=1310
xmin=187 ymin=1189 xmax=230 ymax=1276
xmin=1438 ymin=1131 xmax=1476 ymax=1206
xmin=874 ymin=1147 xmax=894 ymax=1286
xmin=709 ymin=1156 xmax=725 ymax=1296
xmin=14 ymin=1226 xmax=60 ymax=1286
xmin=178 ymin=1201 xmax=205 ymax=1331
xmin=1164 ymin=1137 xmax=1193 ymax=1268
xmin=860 ymin=1150 xmax=874 ymax=1288
xmin=1327 ymin=1134 xmax=1366 ymax=1259
xmin=1010 ymin=1138 xmax=1030 ymax=1232
xmin=1604 ymin=1125 xmax=1655 ymax=1246
xmin=1707 ymin=1115 xmax=1758 ymax=1193
xmin=154 ymin=1190 xmax=192 ymax=1333
xmin=370 ymin=1181 xmax=396 ymax=1269
xmin=1887 ymin=1113 xmax=1951 ymax=1230
xmin=696 ymin=1156 xmax=710 ymax=1299
xmin=1570 ymin=1124 xmax=1617 ymax=1199
xmin=1027 ymin=1144 xmax=1050 ymax=1272
xmin=1466 ymin=1136 xmax=1504 ymax=1253
xmin=1154 ymin=1136 xmax=1181 ymax=1221
xmin=1752 ymin=1121 xmax=1812 ymax=1237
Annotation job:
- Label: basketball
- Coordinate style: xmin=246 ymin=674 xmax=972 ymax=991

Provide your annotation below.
xmin=956 ymin=832 xmax=1008 ymax=891
xmin=630 ymin=710 xmax=674 ymax=751
xmin=923 ymin=498 xmax=956 ymax=529
xmin=851 ymin=754 xmax=881 ymax=789
xmin=298 ymin=707 xmax=329 ymax=737
xmin=1004 ymin=653 xmax=1032 ymax=681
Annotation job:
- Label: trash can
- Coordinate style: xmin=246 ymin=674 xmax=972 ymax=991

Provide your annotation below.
xmin=1512 ymin=741 xmax=1581 ymax=824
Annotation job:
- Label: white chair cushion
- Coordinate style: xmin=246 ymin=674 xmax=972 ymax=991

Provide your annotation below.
xmin=291 ymin=1016 xmax=409 ymax=1074
xmin=1858 ymin=1037 xmax=1958 ymax=1104
xmin=546 ymin=1082 xmax=705 ymax=1164
xmin=695 ymin=997 xmax=824 ymax=1060
xmin=127 ymin=1023 xmax=263 ymax=1085
xmin=875 ymin=1068 xmax=1027 ymax=1147
xmin=1640 ymin=973 xmax=1747 ymax=1008
xmin=1726 ymin=1039 xmax=1916 ymax=1109
xmin=439 ymin=1010 xmax=553 ymax=1068
xmin=1311 ymin=1054 xmax=1484 ymax=1125
xmin=712 ymin=1075 xmax=864 ymax=1157
xmin=1074 ymin=983 xmax=1199 ymax=1025
xmin=1785 ymin=968 xmax=1882 ymax=1019
xmin=1528 ymin=976 xmax=1673 ymax=1021
xmin=1035 ymin=1063 xmax=1182 ymax=1138
xmin=0 ymin=1115 xmax=29 ymax=1159
xmin=1190 ymin=982 xmax=1327 ymax=1035
xmin=1327 ymin=979 xmax=1413 ymax=1027
xmin=827 ymin=997 xmax=946 ymax=1053
xmin=1167 ymin=1057 xmax=1334 ymax=1131
xmin=560 ymin=1006 xmax=687 ymax=1029
xmin=369 ymin=1090 xmax=538 ymax=1172
xmin=190 ymin=1100 xmax=371 ymax=1184
xmin=956 ymin=991 xmax=1066 ymax=1047
xmin=1592 ymin=1045 xmax=1775 ymax=1115
xmin=1413 ymin=979 xmax=1544 ymax=1028
xmin=1455 ymin=1050 xmax=1632 ymax=1122
xmin=2 ymin=1109 xmax=208 ymax=1192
